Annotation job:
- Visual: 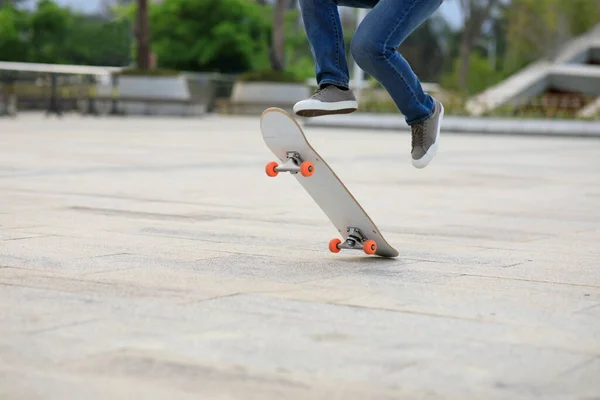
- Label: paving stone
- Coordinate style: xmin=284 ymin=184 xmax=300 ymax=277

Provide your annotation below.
xmin=0 ymin=113 xmax=599 ymax=399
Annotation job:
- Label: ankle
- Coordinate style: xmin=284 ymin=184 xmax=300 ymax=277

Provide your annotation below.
xmin=320 ymin=83 xmax=349 ymax=91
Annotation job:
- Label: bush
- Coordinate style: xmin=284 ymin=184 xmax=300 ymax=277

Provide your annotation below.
xmin=441 ymin=52 xmax=507 ymax=95
xmin=236 ymin=68 xmax=305 ymax=83
xmin=142 ymin=0 xmax=271 ymax=74
xmin=116 ymin=68 xmax=181 ymax=77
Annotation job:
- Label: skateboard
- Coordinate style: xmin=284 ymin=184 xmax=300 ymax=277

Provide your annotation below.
xmin=260 ymin=107 xmax=399 ymax=258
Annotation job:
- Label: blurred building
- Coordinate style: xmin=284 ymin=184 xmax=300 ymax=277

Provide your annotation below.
xmin=466 ymin=23 xmax=600 ymax=118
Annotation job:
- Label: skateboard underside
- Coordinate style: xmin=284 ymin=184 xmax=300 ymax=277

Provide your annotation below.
xmin=260 ymin=107 xmax=398 ymax=258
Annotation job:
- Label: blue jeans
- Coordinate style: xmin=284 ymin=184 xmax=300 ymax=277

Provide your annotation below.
xmin=299 ymin=0 xmax=443 ymax=125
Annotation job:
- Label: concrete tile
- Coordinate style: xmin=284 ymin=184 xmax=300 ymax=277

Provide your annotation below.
xmin=1 ymin=113 xmax=600 ymax=399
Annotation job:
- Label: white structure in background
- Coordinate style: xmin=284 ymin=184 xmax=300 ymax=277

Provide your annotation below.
xmin=466 ymin=23 xmax=600 ymax=118
xmin=0 ymin=61 xmax=206 ymax=116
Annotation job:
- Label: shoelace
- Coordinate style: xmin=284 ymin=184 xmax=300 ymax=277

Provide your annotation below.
xmin=411 ymin=122 xmax=425 ymax=148
xmin=312 ymin=86 xmax=328 ymax=99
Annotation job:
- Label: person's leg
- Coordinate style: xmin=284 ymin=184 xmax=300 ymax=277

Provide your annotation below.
xmin=350 ymin=0 xmax=442 ymax=124
xmin=293 ymin=0 xmax=377 ymax=117
xmin=350 ymin=0 xmax=444 ymax=168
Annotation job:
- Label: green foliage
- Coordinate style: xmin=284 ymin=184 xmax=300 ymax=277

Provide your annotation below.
xmin=1 ymin=0 xmax=598 ymax=98
xmin=0 ymin=4 xmax=30 ymax=62
xmin=441 ymin=52 xmax=508 ymax=95
xmin=283 ymin=56 xmax=316 ymax=82
xmin=435 ymin=0 xmax=600 ymax=96
xmin=118 ymin=0 xmax=317 ymax=77
xmin=463 ymin=54 xmax=503 ymax=92
xmin=29 ymin=0 xmax=71 ymax=63
xmin=61 ymin=16 xmax=130 ymax=66
xmin=116 ymin=67 xmax=181 ymax=76
xmin=0 ymin=0 xmax=131 ymax=66
xmin=236 ymin=68 xmax=304 ymax=83
xmin=504 ymin=0 xmax=600 ymax=70
xmin=432 ymin=0 xmax=600 ymax=96
xmin=280 ymin=9 xmax=314 ymax=80
xmin=560 ymin=0 xmax=600 ymax=36
xmin=398 ymin=14 xmax=451 ymax=83
xmin=0 ymin=0 xmax=314 ymax=77
xmin=141 ymin=0 xmax=271 ymax=74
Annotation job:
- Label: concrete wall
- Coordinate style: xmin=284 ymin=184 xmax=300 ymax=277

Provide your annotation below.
xmin=549 ymin=65 xmax=600 ymax=95
xmin=92 ymin=75 xmax=207 ymax=117
xmin=590 ymin=47 xmax=600 ymax=64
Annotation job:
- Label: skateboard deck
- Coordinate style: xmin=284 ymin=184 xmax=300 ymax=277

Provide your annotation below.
xmin=260 ymin=107 xmax=399 ymax=258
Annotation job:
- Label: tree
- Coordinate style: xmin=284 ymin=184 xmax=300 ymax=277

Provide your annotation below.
xmin=135 ymin=0 xmax=150 ymax=69
xmin=29 ymin=0 xmax=71 ymax=63
xmin=0 ymin=0 xmax=131 ymax=66
xmin=145 ymin=0 xmax=271 ymax=73
xmin=62 ymin=15 xmax=131 ymax=66
xmin=456 ymin=0 xmax=502 ymax=92
xmin=559 ymin=0 xmax=600 ymax=36
xmin=504 ymin=0 xmax=600 ymax=71
xmin=256 ymin=0 xmax=301 ymax=73
xmin=99 ymin=0 xmax=135 ymax=18
xmin=270 ymin=0 xmax=286 ymax=71
xmin=0 ymin=4 xmax=30 ymax=62
xmin=398 ymin=14 xmax=453 ymax=83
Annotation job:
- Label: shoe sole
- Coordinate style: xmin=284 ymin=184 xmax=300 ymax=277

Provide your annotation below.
xmin=294 ymin=99 xmax=358 ymax=117
xmin=412 ymin=103 xmax=444 ymax=169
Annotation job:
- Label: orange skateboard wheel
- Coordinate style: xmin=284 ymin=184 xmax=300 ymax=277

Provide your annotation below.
xmin=363 ymin=240 xmax=377 ymax=255
xmin=265 ymin=161 xmax=278 ymax=177
xmin=329 ymin=238 xmax=341 ymax=253
xmin=300 ymin=161 xmax=314 ymax=177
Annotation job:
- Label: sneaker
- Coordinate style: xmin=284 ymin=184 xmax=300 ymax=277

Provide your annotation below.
xmin=410 ymin=99 xmax=444 ymax=169
xmin=293 ymin=84 xmax=358 ymax=117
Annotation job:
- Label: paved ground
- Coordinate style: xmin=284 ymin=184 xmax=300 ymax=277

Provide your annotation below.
xmin=1 ymin=113 xmax=599 ymax=400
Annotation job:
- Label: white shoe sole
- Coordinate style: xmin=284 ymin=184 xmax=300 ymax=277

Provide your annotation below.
xmin=293 ymin=99 xmax=358 ymax=117
xmin=412 ymin=103 xmax=444 ymax=169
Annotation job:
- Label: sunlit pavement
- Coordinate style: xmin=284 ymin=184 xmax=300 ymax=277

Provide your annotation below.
xmin=1 ymin=112 xmax=599 ymax=399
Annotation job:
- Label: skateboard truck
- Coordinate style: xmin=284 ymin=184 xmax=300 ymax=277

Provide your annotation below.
xmin=265 ymin=151 xmax=314 ymax=177
xmin=329 ymin=227 xmax=377 ymax=255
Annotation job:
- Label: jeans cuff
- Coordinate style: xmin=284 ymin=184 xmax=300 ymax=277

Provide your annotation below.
xmin=318 ymin=78 xmax=349 ymax=89
xmin=406 ymin=98 xmax=435 ymax=125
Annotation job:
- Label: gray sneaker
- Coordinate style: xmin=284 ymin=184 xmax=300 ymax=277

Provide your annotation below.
xmin=410 ymin=99 xmax=444 ymax=169
xmin=293 ymin=85 xmax=358 ymax=117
